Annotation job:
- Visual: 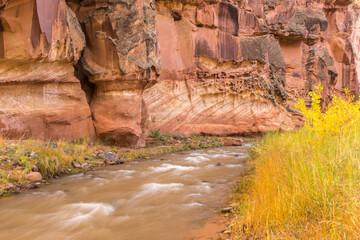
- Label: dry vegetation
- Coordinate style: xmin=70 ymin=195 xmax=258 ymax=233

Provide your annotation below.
xmin=229 ymin=86 xmax=360 ymax=239
xmin=0 ymin=134 xmax=225 ymax=197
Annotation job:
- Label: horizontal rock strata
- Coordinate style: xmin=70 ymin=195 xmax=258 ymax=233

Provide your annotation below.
xmin=0 ymin=0 xmax=95 ymax=140
xmin=0 ymin=0 xmax=358 ymax=145
xmin=144 ymin=0 xmax=358 ymax=135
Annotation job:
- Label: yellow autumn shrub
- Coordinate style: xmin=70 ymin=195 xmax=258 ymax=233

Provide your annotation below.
xmin=230 ymin=85 xmax=360 ymax=239
xmin=295 ymin=85 xmax=360 ymax=136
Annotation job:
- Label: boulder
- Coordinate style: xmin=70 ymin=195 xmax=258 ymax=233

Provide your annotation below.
xmin=219 ymin=137 xmax=244 ymax=146
xmin=104 ymin=152 xmax=119 ymax=165
xmin=26 ymin=172 xmax=42 ymax=182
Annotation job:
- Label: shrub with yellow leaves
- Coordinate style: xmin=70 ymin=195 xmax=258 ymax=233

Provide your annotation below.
xmin=295 ymin=85 xmax=360 ymax=135
xmin=229 ymin=85 xmax=360 ymax=239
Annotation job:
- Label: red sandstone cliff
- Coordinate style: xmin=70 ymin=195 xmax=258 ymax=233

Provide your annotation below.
xmin=0 ymin=0 xmax=358 ymax=146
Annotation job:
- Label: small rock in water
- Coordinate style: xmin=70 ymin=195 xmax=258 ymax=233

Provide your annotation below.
xmin=216 ymin=162 xmax=224 ymax=166
xmin=114 ymin=158 xmax=126 ymax=165
xmin=24 ymin=183 xmax=39 ymax=189
xmin=221 ymin=207 xmax=231 ymax=213
xmin=13 ymin=188 xmax=20 ymax=194
xmin=104 ymin=160 xmax=115 ymax=165
xmin=104 ymin=152 xmax=118 ymax=165
xmin=105 ymin=152 xmax=118 ymax=161
xmin=26 ymin=172 xmax=42 ymax=182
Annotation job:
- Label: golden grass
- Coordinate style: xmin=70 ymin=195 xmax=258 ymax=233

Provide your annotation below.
xmin=230 ymin=87 xmax=360 ymax=239
xmin=0 ymin=134 xmax=225 ymax=197
xmin=0 ymin=138 xmax=90 ymax=182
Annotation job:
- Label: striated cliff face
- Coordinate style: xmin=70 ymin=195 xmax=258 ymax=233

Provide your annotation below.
xmin=67 ymin=0 xmax=160 ymax=146
xmin=144 ymin=0 xmax=358 ymax=135
xmin=0 ymin=0 xmax=95 ymax=140
xmin=350 ymin=1 xmax=360 ymax=89
xmin=0 ymin=0 xmax=160 ymax=146
xmin=0 ymin=0 xmax=358 ymax=145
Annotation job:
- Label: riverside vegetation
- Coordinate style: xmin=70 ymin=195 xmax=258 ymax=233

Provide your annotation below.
xmin=0 ymin=133 xmax=239 ymax=198
xmin=228 ymin=85 xmax=360 ymax=239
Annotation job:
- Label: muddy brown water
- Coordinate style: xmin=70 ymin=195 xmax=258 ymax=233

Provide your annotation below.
xmin=0 ymin=145 xmax=251 ymax=240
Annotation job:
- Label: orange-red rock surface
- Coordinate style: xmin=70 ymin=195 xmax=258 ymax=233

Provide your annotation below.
xmin=0 ymin=0 xmax=359 ymax=146
xmin=0 ymin=0 xmax=95 ymax=140
xmin=144 ymin=0 xmax=359 ymax=135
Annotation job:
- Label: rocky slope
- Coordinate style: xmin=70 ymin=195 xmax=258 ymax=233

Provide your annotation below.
xmin=0 ymin=0 xmax=358 ymax=146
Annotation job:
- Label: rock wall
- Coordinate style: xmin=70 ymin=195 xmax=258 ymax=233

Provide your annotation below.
xmin=0 ymin=0 xmax=358 ymax=145
xmin=350 ymin=1 xmax=360 ymax=89
xmin=67 ymin=0 xmax=160 ymax=147
xmin=144 ymin=0 xmax=358 ymax=135
xmin=0 ymin=0 xmax=95 ymax=140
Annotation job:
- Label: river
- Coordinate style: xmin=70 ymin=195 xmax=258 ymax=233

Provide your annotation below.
xmin=0 ymin=144 xmax=251 ymax=240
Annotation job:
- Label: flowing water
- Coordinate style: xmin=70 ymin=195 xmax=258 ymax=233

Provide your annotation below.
xmin=0 ymin=145 xmax=251 ymax=240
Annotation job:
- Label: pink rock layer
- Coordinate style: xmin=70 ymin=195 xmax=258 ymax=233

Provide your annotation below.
xmin=0 ymin=0 xmax=358 ymax=146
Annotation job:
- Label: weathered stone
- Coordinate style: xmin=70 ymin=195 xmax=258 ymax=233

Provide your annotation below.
xmin=0 ymin=0 xmax=357 ymax=145
xmin=220 ymin=207 xmax=231 ymax=213
xmin=75 ymin=0 xmax=160 ymax=147
xmin=72 ymin=161 xmax=81 ymax=168
xmin=283 ymin=8 xmax=328 ymax=39
xmin=104 ymin=152 xmax=118 ymax=162
xmin=104 ymin=152 xmax=121 ymax=165
xmin=81 ymin=162 xmax=90 ymax=169
xmin=219 ymin=137 xmax=243 ymax=146
xmin=173 ymin=134 xmax=185 ymax=140
xmin=4 ymin=183 xmax=14 ymax=190
xmin=0 ymin=0 xmax=95 ymax=141
xmin=26 ymin=172 xmax=42 ymax=182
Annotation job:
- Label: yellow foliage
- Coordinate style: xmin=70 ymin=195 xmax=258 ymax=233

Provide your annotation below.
xmin=230 ymin=85 xmax=360 ymax=239
xmin=295 ymin=85 xmax=360 ymax=135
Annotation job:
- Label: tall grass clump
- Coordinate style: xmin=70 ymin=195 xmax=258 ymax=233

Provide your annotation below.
xmin=231 ymin=85 xmax=360 ymax=239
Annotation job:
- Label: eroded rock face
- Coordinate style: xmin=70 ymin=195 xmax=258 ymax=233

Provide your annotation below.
xmin=0 ymin=0 xmax=95 ymax=140
xmin=69 ymin=0 xmax=160 ymax=147
xmin=349 ymin=1 xmax=360 ymax=95
xmin=0 ymin=0 xmax=358 ymax=145
xmin=143 ymin=0 xmax=358 ymax=135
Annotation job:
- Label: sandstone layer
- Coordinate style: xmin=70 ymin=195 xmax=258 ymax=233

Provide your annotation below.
xmin=144 ymin=0 xmax=358 ymax=135
xmin=68 ymin=0 xmax=160 ymax=147
xmin=0 ymin=0 xmax=358 ymax=145
xmin=0 ymin=0 xmax=95 ymax=140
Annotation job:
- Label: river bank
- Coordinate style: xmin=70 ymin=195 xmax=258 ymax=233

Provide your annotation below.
xmin=0 ymin=135 xmax=244 ymax=198
xmin=224 ymin=87 xmax=360 ymax=239
xmin=0 ymin=145 xmax=250 ymax=239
